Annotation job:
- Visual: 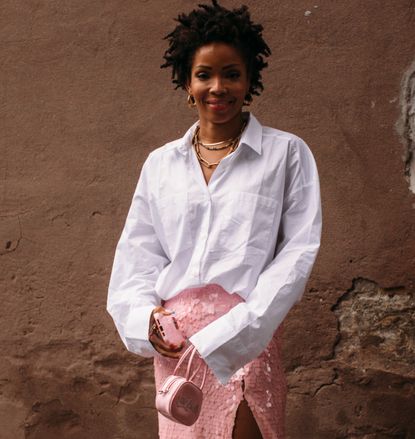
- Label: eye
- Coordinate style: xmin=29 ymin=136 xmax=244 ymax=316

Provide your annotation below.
xmin=227 ymin=70 xmax=241 ymax=80
xmin=195 ymin=71 xmax=209 ymax=80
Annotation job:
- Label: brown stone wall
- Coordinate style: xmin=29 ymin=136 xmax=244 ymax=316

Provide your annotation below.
xmin=1 ymin=1 xmax=414 ymax=438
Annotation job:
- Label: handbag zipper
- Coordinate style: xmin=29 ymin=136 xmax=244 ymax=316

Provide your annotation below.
xmin=157 ymin=375 xmax=182 ymax=394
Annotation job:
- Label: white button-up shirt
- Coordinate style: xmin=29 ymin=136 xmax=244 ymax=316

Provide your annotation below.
xmin=107 ymin=113 xmax=322 ymax=385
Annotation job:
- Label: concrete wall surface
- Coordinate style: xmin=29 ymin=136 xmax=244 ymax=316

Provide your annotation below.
xmin=1 ymin=1 xmax=414 ymax=438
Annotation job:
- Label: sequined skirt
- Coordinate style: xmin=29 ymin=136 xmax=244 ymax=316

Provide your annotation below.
xmin=154 ymin=283 xmax=287 ymax=439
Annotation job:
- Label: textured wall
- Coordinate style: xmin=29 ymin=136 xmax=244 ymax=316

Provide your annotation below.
xmin=1 ymin=1 xmax=415 ymax=438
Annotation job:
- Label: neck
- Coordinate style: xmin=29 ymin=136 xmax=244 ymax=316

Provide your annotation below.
xmin=198 ymin=113 xmax=246 ymax=144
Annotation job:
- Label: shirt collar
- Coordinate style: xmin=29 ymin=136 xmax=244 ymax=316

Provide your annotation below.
xmin=175 ymin=112 xmax=263 ymax=155
xmin=239 ymin=112 xmax=262 ymax=155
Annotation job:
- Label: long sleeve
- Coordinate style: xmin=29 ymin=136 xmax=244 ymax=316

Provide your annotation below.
xmin=107 ymin=153 xmax=170 ymax=357
xmin=189 ymin=137 xmax=322 ymax=384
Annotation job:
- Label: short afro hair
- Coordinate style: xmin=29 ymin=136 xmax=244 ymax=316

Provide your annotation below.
xmin=161 ymin=0 xmax=271 ymax=103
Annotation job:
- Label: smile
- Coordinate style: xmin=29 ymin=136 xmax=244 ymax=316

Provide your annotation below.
xmin=205 ymin=100 xmax=234 ymax=111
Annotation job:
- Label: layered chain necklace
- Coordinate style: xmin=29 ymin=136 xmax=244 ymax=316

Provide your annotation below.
xmin=192 ymin=120 xmax=247 ymax=169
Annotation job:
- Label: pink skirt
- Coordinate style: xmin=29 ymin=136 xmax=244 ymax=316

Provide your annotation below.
xmin=154 ymin=284 xmax=287 ymax=439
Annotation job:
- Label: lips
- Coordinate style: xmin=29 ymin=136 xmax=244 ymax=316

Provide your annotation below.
xmin=205 ymin=99 xmax=234 ymax=111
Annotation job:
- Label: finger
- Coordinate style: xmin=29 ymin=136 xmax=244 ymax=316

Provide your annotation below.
xmin=151 ymin=306 xmax=165 ymax=317
xmin=151 ymin=338 xmax=181 ymax=358
xmin=159 ymin=339 xmax=185 ymax=353
xmin=158 ymin=307 xmax=176 ymax=317
xmin=150 ymin=332 xmax=181 ymax=352
xmin=149 ymin=332 xmax=172 ymax=351
xmin=153 ymin=306 xmax=173 ymax=316
xmin=150 ymin=334 xmax=184 ymax=358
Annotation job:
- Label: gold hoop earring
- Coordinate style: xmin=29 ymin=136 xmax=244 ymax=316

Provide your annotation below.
xmin=243 ymin=95 xmax=251 ymax=106
xmin=187 ymin=94 xmax=196 ymax=108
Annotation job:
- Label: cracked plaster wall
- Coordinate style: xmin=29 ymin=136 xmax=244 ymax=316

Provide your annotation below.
xmin=1 ymin=1 xmax=415 ymax=438
xmin=398 ymin=61 xmax=415 ymax=195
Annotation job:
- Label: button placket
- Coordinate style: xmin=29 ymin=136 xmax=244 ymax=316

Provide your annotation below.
xmin=191 ymin=195 xmax=212 ymax=281
xmin=186 ymin=142 xmax=240 ymax=280
xmin=186 ymin=151 xmax=203 ymax=280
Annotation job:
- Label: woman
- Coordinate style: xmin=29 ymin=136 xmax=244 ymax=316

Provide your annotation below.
xmin=107 ymin=1 xmax=322 ymax=438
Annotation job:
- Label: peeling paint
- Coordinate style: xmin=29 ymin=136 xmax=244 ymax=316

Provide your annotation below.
xmin=397 ymin=61 xmax=415 ymax=194
xmin=332 ymin=278 xmax=415 ymax=378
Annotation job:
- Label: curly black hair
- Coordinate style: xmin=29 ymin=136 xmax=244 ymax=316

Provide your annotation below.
xmin=161 ymin=0 xmax=271 ymax=103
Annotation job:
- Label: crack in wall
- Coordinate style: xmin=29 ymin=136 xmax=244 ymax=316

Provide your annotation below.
xmin=331 ymin=277 xmax=414 ymax=377
xmin=312 ymin=368 xmax=339 ymax=397
xmin=398 ymin=60 xmax=415 ymax=194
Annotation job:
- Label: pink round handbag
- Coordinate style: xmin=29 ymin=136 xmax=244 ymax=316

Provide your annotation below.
xmin=155 ymin=344 xmax=208 ymax=426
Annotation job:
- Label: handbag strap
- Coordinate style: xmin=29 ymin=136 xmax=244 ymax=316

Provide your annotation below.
xmin=173 ymin=344 xmax=208 ymax=390
xmin=189 ymin=358 xmax=208 ymax=390
xmin=173 ymin=344 xmax=194 ymax=375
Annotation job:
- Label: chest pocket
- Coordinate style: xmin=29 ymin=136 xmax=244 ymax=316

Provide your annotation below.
xmin=154 ymin=192 xmax=194 ymax=257
xmin=215 ymin=191 xmax=279 ymax=256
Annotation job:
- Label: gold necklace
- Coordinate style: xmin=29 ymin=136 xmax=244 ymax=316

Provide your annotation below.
xmin=194 ymin=139 xmax=237 ymax=168
xmin=192 ymin=121 xmax=247 ymax=168
xmin=195 ymin=121 xmax=247 ymax=151
xmin=194 ymin=127 xmax=234 ymax=151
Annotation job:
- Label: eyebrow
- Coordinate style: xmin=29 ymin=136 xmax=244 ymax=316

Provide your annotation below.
xmin=194 ymin=64 xmax=242 ymax=70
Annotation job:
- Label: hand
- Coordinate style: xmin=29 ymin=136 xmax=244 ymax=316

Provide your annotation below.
xmin=149 ymin=306 xmax=185 ymax=359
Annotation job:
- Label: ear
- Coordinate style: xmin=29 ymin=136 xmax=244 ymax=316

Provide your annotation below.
xmin=246 ymin=77 xmax=252 ymax=96
xmin=245 ymin=65 xmax=252 ymax=93
xmin=244 ymin=86 xmax=251 ymax=102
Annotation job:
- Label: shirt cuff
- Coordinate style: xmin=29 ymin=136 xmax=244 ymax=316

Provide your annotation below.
xmin=189 ymin=314 xmax=249 ymax=385
xmin=123 ymin=304 xmax=158 ymax=357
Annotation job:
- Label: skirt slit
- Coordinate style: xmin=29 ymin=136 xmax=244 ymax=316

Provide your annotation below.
xmin=154 ymin=284 xmax=287 ymax=439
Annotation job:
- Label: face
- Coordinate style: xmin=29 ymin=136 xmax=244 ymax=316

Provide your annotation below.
xmin=187 ymin=42 xmax=250 ymax=126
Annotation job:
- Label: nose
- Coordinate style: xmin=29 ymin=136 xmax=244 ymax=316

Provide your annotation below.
xmin=210 ymin=76 xmax=227 ymax=95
